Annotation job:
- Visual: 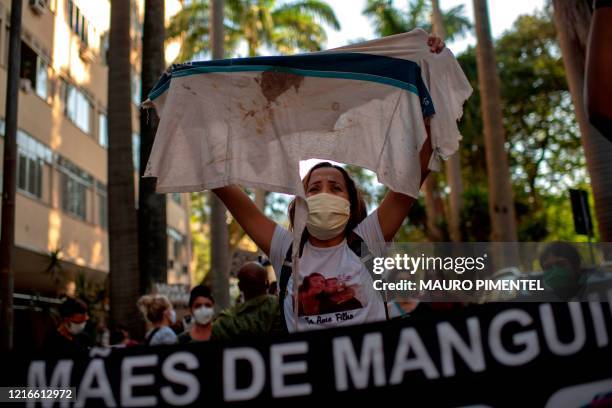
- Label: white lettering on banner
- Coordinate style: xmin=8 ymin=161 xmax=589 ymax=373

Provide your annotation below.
xmin=21 ymin=304 xmax=611 ymax=403
xmin=161 ymin=352 xmax=200 ymax=405
xmin=489 ymin=309 xmax=539 ymax=366
xmin=389 ymin=328 xmax=440 ymax=384
xmin=76 ymin=359 xmax=116 ymax=407
xmin=271 ymin=342 xmax=312 ymax=398
xmin=540 ymin=302 xmax=586 ymax=356
xmin=223 ymin=348 xmax=265 ymax=402
xmin=588 ymin=298 xmax=609 ymax=347
xmin=333 ymin=333 xmax=386 ymax=391
xmin=437 ymin=318 xmax=486 ymax=377
xmin=27 ymin=360 xmax=73 ymax=408
xmin=121 ymin=355 xmax=158 ymax=407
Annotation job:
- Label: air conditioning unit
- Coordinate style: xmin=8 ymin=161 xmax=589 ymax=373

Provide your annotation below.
xmin=29 ymin=0 xmax=47 ymax=15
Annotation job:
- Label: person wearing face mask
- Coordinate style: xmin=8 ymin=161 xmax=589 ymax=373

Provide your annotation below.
xmin=43 ymin=297 xmax=91 ymax=357
xmin=211 ymin=36 xmax=445 ymax=333
xmin=538 ymin=242 xmax=588 ymax=301
xmin=137 ymin=294 xmax=178 ymax=346
xmin=178 ymin=285 xmax=215 ymax=344
xmin=212 ymin=262 xmax=283 ymax=340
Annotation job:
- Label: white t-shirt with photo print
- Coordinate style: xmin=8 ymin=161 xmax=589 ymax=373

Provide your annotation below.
xmin=270 ymin=210 xmax=387 ymax=332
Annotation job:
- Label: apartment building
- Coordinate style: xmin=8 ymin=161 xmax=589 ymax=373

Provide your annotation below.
xmin=0 ymin=0 xmax=191 ymax=300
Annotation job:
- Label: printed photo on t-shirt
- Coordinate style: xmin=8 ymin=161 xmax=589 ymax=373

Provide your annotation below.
xmin=296 ymin=272 xmax=364 ymax=317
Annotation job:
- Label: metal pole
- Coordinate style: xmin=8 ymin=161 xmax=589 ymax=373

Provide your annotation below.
xmin=0 ymin=0 xmax=23 ymax=352
xmin=209 ymin=0 xmax=230 ymax=312
xmin=580 ymin=192 xmax=596 ymax=266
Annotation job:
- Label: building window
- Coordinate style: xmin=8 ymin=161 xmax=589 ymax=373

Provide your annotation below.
xmin=171 ymin=193 xmax=181 ymax=205
xmin=132 ymin=133 xmax=140 ymax=172
xmin=20 ymin=42 xmax=48 ymax=100
xmin=59 ymin=157 xmax=93 ymax=220
xmin=98 ymin=113 xmax=108 ymax=148
xmin=62 ymin=172 xmax=86 ymax=219
xmin=35 ymin=58 xmax=48 ymax=100
xmin=16 ymin=130 xmax=52 ymax=199
xmin=17 ymin=152 xmax=42 ymax=198
xmin=66 ymin=0 xmax=89 ymax=47
xmin=96 ymin=181 xmax=107 ymax=229
xmin=100 ymin=32 xmax=109 ymax=65
xmin=168 ymin=227 xmax=184 ymax=267
xmin=63 ymin=81 xmax=91 ymax=134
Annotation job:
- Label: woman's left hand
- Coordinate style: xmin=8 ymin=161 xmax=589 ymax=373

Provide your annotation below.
xmin=427 ymin=35 xmax=445 ymax=53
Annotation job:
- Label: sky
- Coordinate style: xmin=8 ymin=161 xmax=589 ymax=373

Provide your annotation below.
xmin=325 ymin=0 xmax=547 ymax=55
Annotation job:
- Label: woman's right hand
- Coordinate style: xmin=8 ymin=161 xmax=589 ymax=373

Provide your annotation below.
xmin=212 ymin=186 xmax=276 ymax=256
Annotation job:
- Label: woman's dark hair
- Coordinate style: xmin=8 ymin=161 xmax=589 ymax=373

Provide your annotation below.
xmin=288 ymin=162 xmax=367 ymax=236
xmin=301 ymin=273 xmax=325 ymax=292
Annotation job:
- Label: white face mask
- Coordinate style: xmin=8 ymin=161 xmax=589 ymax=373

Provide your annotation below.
xmin=306 ymin=193 xmax=350 ymax=240
xmin=193 ymin=306 xmax=214 ymax=326
xmin=67 ymin=321 xmax=86 ymax=335
xmin=168 ymin=309 xmax=177 ymax=324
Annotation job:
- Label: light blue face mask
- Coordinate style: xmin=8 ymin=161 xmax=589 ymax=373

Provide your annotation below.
xmin=168 ymin=309 xmax=177 ymax=324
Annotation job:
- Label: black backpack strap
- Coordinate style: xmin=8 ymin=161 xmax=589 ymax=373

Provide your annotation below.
xmin=144 ymin=327 xmax=160 ymax=345
xmin=347 ymin=232 xmax=389 ymax=321
xmin=278 ymin=244 xmax=294 ymax=334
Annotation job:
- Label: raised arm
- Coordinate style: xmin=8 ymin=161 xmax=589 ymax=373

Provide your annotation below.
xmin=586 ymin=5 xmax=612 ymax=141
xmin=377 ymin=123 xmax=433 ymax=242
xmin=212 ymin=186 xmax=277 ymax=256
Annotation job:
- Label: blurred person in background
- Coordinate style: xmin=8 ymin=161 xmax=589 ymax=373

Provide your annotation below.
xmin=212 ymin=262 xmax=283 ymax=340
xmin=178 ymin=285 xmax=215 ymax=344
xmin=43 ymin=297 xmax=91 ymax=356
xmin=137 ymin=294 xmax=178 ymax=345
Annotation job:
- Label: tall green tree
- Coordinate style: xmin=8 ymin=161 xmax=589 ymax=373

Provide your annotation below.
xmin=363 ymin=0 xmax=472 ymax=242
xmin=363 ymin=0 xmax=471 ymax=40
xmin=139 ymin=0 xmax=168 ymax=293
xmin=167 ymin=0 xmax=340 ymax=61
xmin=552 ymin=0 xmax=612 ymax=247
xmin=473 ymin=0 xmax=518 ymax=243
xmin=108 ymin=0 xmax=141 ymax=335
xmin=458 ymin=8 xmax=592 ymax=243
xmin=432 ymin=0 xmax=463 ymax=243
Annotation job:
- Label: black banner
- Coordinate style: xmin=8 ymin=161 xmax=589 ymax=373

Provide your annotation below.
xmin=2 ymin=302 xmax=612 ymax=407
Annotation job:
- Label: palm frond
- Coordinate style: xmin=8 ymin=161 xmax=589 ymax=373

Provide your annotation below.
xmin=272 ymin=0 xmax=340 ymax=30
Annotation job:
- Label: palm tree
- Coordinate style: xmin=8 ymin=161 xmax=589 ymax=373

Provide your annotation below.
xmin=209 ymin=0 xmax=231 ymax=311
xmin=363 ymin=0 xmax=471 ymax=40
xmin=552 ymin=0 xmax=612 ymax=246
xmin=139 ymin=0 xmax=168 ymax=293
xmin=363 ymin=0 xmax=471 ymax=242
xmin=472 ymin=0 xmax=518 ymax=242
xmin=432 ymin=0 xmax=463 ymax=242
xmin=167 ymin=0 xmax=340 ymax=61
xmin=108 ymin=0 xmax=141 ymax=335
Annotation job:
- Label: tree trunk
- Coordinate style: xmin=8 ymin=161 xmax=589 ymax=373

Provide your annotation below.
xmin=423 ymin=175 xmax=447 ymax=241
xmin=139 ymin=0 xmax=168 ymax=293
xmin=209 ymin=0 xmax=230 ymax=312
xmin=108 ymin=0 xmax=141 ymax=336
xmin=552 ymin=0 xmax=612 ymax=247
xmin=473 ymin=0 xmax=518 ymax=242
xmin=432 ymin=0 xmax=463 ymax=242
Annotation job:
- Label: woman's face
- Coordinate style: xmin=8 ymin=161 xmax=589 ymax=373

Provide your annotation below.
xmin=308 ymin=275 xmax=326 ymax=294
xmin=306 ymin=167 xmax=350 ymax=201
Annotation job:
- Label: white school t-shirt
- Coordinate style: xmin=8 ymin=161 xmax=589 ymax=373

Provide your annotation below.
xmin=270 ymin=210 xmax=387 ymax=332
